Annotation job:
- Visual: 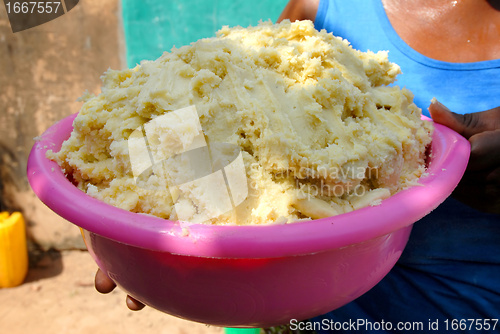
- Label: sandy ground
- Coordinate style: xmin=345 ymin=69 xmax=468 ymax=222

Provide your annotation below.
xmin=0 ymin=250 xmax=224 ymax=334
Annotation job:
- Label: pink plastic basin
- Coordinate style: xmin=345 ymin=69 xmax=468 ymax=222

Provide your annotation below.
xmin=27 ymin=114 xmax=469 ymax=328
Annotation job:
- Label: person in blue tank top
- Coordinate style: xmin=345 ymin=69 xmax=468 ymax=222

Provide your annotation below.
xmin=278 ymin=0 xmax=500 ymax=332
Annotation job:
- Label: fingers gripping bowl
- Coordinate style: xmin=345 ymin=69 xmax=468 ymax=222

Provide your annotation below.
xmin=27 ymin=21 xmax=469 ymax=327
xmin=28 ymin=113 xmax=468 ymax=327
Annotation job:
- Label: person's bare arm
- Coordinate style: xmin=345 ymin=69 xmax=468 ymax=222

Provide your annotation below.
xmin=277 ymin=0 xmax=320 ymax=22
xmin=429 ymin=100 xmax=500 ymax=214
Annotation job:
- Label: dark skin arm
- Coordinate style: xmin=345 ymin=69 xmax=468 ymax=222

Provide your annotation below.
xmin=429 ymin=101 xmax=500 ymax=214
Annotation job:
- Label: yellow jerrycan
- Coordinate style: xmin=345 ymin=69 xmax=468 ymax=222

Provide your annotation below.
xmin=0 ymin=212 xmax=28 ymax=288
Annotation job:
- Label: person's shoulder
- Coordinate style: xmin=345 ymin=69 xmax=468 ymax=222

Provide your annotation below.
xmin=278 ymin=0 xmax=320 ymax=22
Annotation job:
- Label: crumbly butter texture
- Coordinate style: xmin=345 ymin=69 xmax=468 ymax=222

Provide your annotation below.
xmin=50 ymin=20 xmax=433 ymax=225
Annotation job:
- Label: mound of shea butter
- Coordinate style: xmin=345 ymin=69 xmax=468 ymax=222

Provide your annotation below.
xmin=49 ymin=20 xmax=433 ymax=225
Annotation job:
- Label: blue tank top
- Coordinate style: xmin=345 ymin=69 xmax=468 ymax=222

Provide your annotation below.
xmin=314 ymin=0 xmax=500 ymax=116
xmin=311 ymin=1 xmax=500 ymax=332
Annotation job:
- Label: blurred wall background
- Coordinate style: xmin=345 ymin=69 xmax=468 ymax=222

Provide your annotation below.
xmin=0 ymin=0 xmax=288 ymax=252
xmin=0 ymin=0 xmax=125 ymax=251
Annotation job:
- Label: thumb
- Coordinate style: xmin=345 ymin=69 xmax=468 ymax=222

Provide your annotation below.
xmin=428 ymin=99 xmax=487 ymax=139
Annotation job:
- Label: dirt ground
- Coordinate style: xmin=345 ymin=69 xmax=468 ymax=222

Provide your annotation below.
xmin=0 ymin=250 xmax=224 ymax=334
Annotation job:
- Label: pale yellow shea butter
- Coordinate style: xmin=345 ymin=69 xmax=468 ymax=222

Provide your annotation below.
xmin=49 ymin=20 xmax=433 ymax=225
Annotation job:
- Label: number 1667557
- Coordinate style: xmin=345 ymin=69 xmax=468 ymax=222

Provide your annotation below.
xmin=6 ymin=2 xmax=62 ymax=14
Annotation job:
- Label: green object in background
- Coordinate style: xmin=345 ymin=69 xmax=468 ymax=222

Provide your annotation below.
xmin=122 ymin=0 xmax=289 ymax=67
xmin=224 ymin=328 xmax=261 ymax=334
